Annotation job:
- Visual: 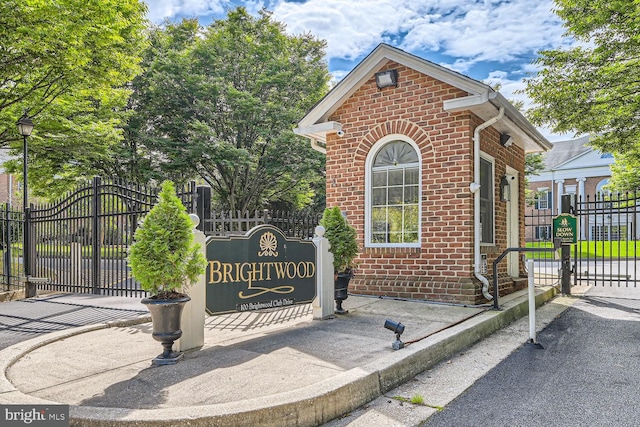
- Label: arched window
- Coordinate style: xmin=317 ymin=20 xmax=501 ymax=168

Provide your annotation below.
xmin=596 ymin=178 xmax=610 ymax=196
xmin=366 ymin=137 xmax=420 ymax=247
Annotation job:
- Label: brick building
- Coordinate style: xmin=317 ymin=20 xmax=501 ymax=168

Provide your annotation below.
xmin=295 ymin=44 xmax=551 ymax=304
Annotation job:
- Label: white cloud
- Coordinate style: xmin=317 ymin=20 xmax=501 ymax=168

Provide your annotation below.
xmin=143 ymin=0 xmax=228 ymax=23
xmin=272 ymin=0 xmax=566 ymax=66
xmin=273 ymin=0 xmax=410 ymax=59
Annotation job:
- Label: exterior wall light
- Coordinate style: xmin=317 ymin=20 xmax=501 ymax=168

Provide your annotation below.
xmin=500 ymin=133 xmax=514 ymax=147
xmin=375 ymin=69 xmax=398 ymax=89
xmin=500 ymin=175 xmax=511 ymax=202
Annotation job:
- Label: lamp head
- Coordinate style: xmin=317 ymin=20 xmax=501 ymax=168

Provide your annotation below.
xmin=17 ymin=113 xmax=34 ymax=137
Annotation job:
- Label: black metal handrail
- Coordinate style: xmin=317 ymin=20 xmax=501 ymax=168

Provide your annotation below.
xmin=492 ymin=240 xmax=561 ymax=310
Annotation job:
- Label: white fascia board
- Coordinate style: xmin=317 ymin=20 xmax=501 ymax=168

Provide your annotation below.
xmin=530 ymin=165 xmax=612 ymax=182
xmin=443 ymin=92 xmax=495 ymax=112
xmin=293 ymin=121 xmax=342 ymax=143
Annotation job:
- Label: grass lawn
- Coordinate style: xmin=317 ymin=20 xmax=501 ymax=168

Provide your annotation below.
xmin=4 ymin=243 xmax=127 ymax=260
xmin=526 ymin=241 xmax=640 ymax=260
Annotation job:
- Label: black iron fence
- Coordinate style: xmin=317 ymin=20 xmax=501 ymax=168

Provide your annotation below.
xmin=1 ymin=177 xmax=321 ymax=297
xmin=525 ymin=191 xmax=640 ymax=288
xmin=0 ymin=204 xmax=25 ymax=291
xmin=201 ymin=209 xmax=321 ymax=240
xmin=573 ymin=191 xmax=639 ymax=287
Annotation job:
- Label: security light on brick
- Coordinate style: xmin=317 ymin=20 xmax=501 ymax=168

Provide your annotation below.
xmin=501 ymin=133 xmax=514 ymax=147
xmin=375 ymin=69 xmax=398 ymax=89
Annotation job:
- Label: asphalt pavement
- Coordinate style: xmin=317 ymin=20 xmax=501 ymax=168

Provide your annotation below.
xmin=0 ymin=293 xmax=149 ymax=350
xmin=422 ymin=287 xmax=640 ymax=427
xmin=0 ymin=287 xmax=560 ymax=427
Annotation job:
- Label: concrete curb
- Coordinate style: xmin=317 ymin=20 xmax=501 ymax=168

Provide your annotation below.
xmin=0 ymin=287 xmax=558 ymax=427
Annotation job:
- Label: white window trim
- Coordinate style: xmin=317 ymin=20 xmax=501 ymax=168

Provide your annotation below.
xmin=365 ymin=134 xmax=422 ymax=248
xmin=479 ymin=152 xmax=495 ymax=246
xmin=538 ymin=189 xmax=549 ymax=210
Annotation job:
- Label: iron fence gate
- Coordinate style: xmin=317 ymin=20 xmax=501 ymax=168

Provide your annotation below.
xmin=525 ymin=192 xmax=640 ymax=288
xmin=1 ymin=177 xmax=322 ymax=297
xmin=574 ymin=192 xmax=639 ymax=287
xmin=28 ymin=177 xmax=196 ymax=297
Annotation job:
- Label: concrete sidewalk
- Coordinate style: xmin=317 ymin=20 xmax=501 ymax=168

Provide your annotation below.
xmin=0 ymin=288 xmax=558 ymax=426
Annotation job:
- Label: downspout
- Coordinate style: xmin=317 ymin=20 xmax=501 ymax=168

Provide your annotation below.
xmin=471 ymin=107 xmax=504 ymax=300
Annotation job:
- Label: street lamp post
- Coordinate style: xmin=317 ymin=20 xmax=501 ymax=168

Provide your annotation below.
xmin=17 ymin=113 xmax=34 ymax=297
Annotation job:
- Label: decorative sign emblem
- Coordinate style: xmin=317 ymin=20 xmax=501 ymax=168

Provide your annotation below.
xmin=205 ymin=225 xmax=317 ymax=315
xmin=553 ymin=214 xmax=577 ymax=245
xmin=258 ymin=232 xmax=278 ymax=257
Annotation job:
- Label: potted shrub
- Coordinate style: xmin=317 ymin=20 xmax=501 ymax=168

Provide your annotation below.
xmin=128 ymin=180 xmax=207 ymax=365
xmin=320 ymin=207 xmax=359 ymax=314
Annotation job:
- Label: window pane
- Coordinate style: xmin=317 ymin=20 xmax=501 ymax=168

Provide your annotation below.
xmin=371 ymin=233 xmax=387 ymax=243
xmin=404 ymin=185 xmax=418 ymax=204
xmin=404 ymin=232 xmax=418 ymax=243
xmin=405 ymin=167 xmax=419 ymax=185
xmin=372 ymin=170 xmax=387 ymax=187
xmin=371 ymin=207 xmax=387 ymax=224
xmin=388 ymin=187 xmax=403 ymax=204
xmin=403 ymin=205 xmax=419 ymax=231
xmin=371 ymin=207 xmax=388 ymax=243
xmin=388 ymin=206 xmax=403 ymax=234
xmin=388 ymin=169 xmax=404 ymax=186
xmin=479 ymin=157 xmax=494 ymax=243
xmin=372 ymin=188 xmax=386 ymax=206
xmin=374 ymin=141 xmax=419 ymax=166
xmin=480 ymin=159 xmax=492 ymax=199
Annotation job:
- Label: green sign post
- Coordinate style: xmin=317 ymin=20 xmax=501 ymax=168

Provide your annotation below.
xmin=205 ymin=225 xmax=317 ymax=315
xmin=553 ymin=213 xmax=577 ymax=245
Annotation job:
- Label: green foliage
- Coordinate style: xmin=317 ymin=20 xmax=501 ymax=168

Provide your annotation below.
xmin=526 ymin=241 xmax=640 ymax=259
xmin=524 ymin=0 xmax=640 ymax=156
xmin=608 ymin=150 xmax=640 ymax=192
xmin=0 ymin=0 xmax=148 ymax=199
xmin=121 ymin=9 xmax=330 ymax=210
xmin=320 ymin=207 xmax=359 ymax=273
xmin=128 ymin=181 xmax=207 ymax=298
xmin=524 ymin=152 xmax=546 ymax=205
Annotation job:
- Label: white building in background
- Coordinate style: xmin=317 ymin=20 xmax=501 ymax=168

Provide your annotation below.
xmin=525 ymin=136 xmax=634 ymax=242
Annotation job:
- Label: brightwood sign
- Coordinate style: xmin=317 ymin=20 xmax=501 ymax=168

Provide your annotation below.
xmin=205 ymin=225 xmax=317 ymax=315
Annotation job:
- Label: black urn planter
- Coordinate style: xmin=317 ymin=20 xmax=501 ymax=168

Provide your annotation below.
xmin=334 ymin=271 xmax=352 ymax=314
xmin=141 ymin=295 xmax=191 ymax=365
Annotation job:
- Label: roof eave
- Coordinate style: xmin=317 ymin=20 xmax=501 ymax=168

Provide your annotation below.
xmin=444 ymin=92 xmax=552 ymax=153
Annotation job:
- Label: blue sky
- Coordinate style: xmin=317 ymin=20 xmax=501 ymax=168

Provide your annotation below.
xmin=143 ymin=0 xmax=575 ymax=142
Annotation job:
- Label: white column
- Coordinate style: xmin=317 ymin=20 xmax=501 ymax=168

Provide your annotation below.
xmin=576 ymin=177 xmax=586 ymax=239
xmin=555 ymin=179 xmax=565 ymax=214
xmin=313 ymin=226 xmax=335 ymax=320
xmin=176 ymin=214 xmax=206 ymax=352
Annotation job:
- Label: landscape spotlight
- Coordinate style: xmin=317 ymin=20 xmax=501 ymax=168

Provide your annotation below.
xmin=384 ymin=319 xmax=405 ymax=350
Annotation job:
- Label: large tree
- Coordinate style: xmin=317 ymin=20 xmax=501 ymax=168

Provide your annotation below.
xmin=123 ymin=8 xmax=330 ymax=211
xmin=525 ymin=0 xmax=640 ymax=160
xmin=0 ymin=0 xmax=147 ymax=198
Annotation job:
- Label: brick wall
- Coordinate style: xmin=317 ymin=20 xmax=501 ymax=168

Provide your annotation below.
xmin=325 ymin=61 xmax=526 ymax=304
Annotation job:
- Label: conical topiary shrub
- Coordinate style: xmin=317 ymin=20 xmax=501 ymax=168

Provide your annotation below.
xmin=128 ymin=180 xmax=207 ymax=299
